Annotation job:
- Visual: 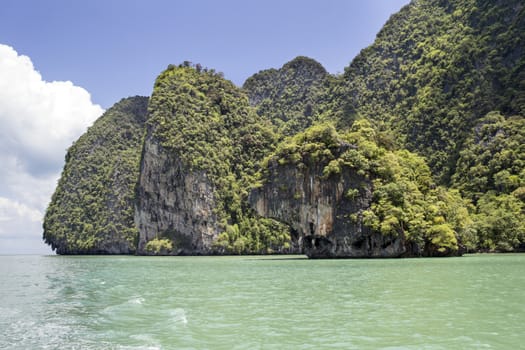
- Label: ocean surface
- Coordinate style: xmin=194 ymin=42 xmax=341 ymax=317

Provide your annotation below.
xmin=1 ymin=254 xmax=524 ymax=349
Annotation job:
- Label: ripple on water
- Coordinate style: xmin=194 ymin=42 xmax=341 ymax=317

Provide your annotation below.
xmin=128 ymin=296 xmax=145 ymax=305
xmin=0 ymin=316 xmax=77 ymax=350
xmin=2 ymin=255 xmax=525 ymax=349
xmin=167 ymin=307 xmax=188 ymax=326
xmin=100 ymin=296 xmax=147 ymax=321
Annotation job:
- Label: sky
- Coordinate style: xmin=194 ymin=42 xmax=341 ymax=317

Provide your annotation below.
xmin=0 ymin=0 xmax=410 ymax=255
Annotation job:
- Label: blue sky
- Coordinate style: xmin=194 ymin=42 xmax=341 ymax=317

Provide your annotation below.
xmin=0 ymin=0 xmax=410 ymax=254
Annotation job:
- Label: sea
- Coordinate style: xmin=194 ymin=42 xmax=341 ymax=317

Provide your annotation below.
xmin=1 ymin=254 xmax=524 ymax=349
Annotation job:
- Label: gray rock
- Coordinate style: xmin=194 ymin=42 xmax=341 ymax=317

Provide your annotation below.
xmin=134 ymin=135 xmax=220 ymax=255
xmin=250 ymin=149 xmax=407 ymax=258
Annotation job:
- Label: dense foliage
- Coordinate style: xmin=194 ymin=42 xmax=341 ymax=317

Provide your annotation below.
xmin=243 ymin=56 xmax=331 ymax=137
xmin=315 ymin=0 xmax=525 ymax=252
xmin=148 ymin=63 xmax=291 ymax=254
xmin=43 ymin=97 xmax=148 ymax=253
xmin=44 ymin=0 xmax=525 ymax=255
xmin=340 ymin=0 xmax=525 ymax=183
xmin=263 ymin=120 xmax=475 ymax=255
xmin=453 ymin=112 xmax=525 ymax=251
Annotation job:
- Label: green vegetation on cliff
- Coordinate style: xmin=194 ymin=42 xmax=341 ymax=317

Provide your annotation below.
xmin=315 ymin=0 xmax=524 ymax=252
xmin=340 ymin=0 xmax=525 ymax=183
xmin=243 ymin=56 xmax=331 ymax=137
xmin=43 ymin=0 xmax=525 ymax=256
xmin=453 ymin=112 xmax=525 ymax=251
xmin=262 ymin=120 xmax=475 ymax=255
xmin=43 ymin=96 xmax=148 ymax=254
xmin=147 ymin=63 xmax=290 ymax=254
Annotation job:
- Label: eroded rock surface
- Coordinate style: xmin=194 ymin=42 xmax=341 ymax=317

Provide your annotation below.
xmin=135 ymin=137 xmax=220 ymax=255
xmin=250 ymin=150 xmax=407 ymax=258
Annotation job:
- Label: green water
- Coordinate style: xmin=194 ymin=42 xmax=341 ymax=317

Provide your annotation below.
xmin=1 ymin=254 xmax=524 ymax=349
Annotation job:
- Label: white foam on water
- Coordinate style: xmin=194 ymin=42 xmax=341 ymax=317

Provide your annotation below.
xmin=3 ymin=317 xmax=74 ymax=349
xmin=128 ymin=297 xmax=145 ymax=305
xmin=169 ymin=308 xmax=188 ymax=326
xmin=128 ymin=333 xmax=161 ymax=349
xmin=130 ymin=334 xmax=157 ymax=342
xmin=0 ymin=306 xmax=20 ymax=319
xmin=101 ymin=296 xmax=145 ymax=319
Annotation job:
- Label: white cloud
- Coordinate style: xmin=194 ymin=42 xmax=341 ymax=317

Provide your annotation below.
xmin=0 ymin=197 xmax=42 ymax=223
xmin=0 ymin=44 xmax=104 ymax=173
xmin=0 ymin=44 xmax=104 ymax=254
xmin=0 ymin=196 xmax=49 ymax=254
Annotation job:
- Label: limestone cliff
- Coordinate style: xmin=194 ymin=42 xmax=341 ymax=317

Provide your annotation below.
xmin=250 ymin=122 xmax=470 ymax=258
xmin=43 ymin=96 xmax=148 ymax=254
xmin=135 ymin=135 xmax=220 ymax=255
xmin=43 ymin=0 xmax=524 ymax=256
xmin=250 ymin=145 xmax=407 ymax=258
xmin=340 ymin=0 xmax=525 ymax=183
xmin=134 ymin=63 xmax=283 ymax=255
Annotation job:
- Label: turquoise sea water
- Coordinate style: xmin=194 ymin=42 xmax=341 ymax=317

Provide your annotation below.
xmin=1 ymin=254 xmax=524 ymax=349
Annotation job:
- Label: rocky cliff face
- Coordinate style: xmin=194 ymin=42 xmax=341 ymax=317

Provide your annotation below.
xmin=249 ymin=121 xmax=472 ymax=258
xmin=45 ymin=1 xmax=523 ymax=257
xmin=250 ymin=146 xmax=407 ymax=258
xmin=135 ymin=135 xmax=220 ymax=255
xmin=43 ymin=96 xmax=148 ymax=254
xmin=133 ymin=63 xmax=281 ymax=255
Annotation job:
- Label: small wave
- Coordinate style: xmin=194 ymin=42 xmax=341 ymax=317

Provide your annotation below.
xmin=128 ymin=333 xmax=161 ymax=349
xmin=2 ymin=317 xmax=74 ymax=349
xmin=169 ymin=308 xmax=188 ymax=326
xmin=0 ymin=306 xmax=20 ymax=318
xmin=101 ymin=297 xmax=145 ymax=318
xmin=128 ymin=297 xmax=145 ymax=305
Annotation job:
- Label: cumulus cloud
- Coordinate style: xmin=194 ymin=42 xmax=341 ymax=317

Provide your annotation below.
xmin=0 ymin=44 xmax=104 ymax=254
xmin=0 ymin=44 xmax=104 ymax=174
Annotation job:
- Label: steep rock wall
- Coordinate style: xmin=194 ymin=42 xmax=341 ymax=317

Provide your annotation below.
xmin=250 ymin=156 xmax=407 ymax=258
xmin=135 ymin=136 xmax=220 ymax=255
